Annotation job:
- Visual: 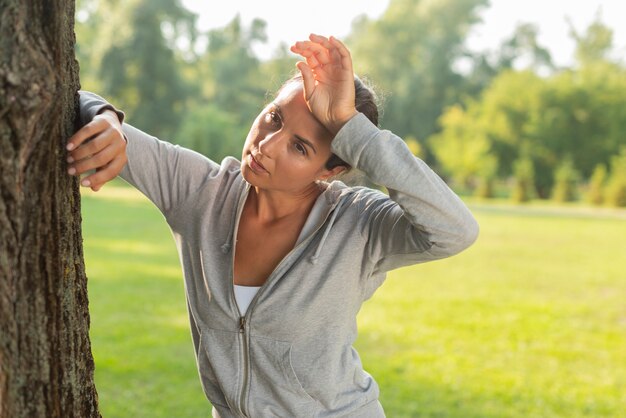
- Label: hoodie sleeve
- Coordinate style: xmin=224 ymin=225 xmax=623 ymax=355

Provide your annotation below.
xmin=331 ymin=112 xmax=479 ymax=275
xmin=78 ymin=91 xmax=221 ymax=216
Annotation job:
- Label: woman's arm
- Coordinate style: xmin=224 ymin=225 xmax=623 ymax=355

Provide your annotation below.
xmin=332 ymin=113 xmax=479 ymax=272
xmin=68 ymin=91 xmax=222 ymax=216
xmin=291 ymin=35 xmax=479 ymax=274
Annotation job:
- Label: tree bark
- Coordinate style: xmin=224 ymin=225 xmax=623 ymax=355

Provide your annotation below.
xmin=0 ymin=1 xmax=100 ymax=417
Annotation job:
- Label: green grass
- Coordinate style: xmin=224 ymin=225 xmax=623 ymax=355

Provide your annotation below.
xmin=82 ymin=180 xmax=626 ymax=418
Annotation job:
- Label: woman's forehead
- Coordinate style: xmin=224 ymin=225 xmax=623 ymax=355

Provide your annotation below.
xmin=274 ymin=82 xmax=306 ymax=106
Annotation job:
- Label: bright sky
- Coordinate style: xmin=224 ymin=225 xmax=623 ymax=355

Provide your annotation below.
xmin=181 ymin=0 xmax=626 ymax=66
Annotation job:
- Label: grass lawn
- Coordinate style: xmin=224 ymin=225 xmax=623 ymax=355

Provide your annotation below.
xmin=82 ymin=180 xmax=626 ymax=418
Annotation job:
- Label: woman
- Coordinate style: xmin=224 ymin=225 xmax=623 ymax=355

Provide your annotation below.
xmin=68 ymin=34 xmax=479 ymax=417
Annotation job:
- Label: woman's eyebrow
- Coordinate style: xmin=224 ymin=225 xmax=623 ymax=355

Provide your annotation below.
xmin=273 ymin=103 xmax=317 ymax=154
xmin=295 ymin=135 xmax=317 ymax=155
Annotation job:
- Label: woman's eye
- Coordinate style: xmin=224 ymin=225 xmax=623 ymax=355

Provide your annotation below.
xmin=294 ymin=142 xmax=306 ymax=155
xmin=265 ymin=111 xmax=281 ymax=127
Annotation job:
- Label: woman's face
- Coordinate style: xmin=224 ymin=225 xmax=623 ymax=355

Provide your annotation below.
xmin=241 ymin=83 xmax=342 ymax=193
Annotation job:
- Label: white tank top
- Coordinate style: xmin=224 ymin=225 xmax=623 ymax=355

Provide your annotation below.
xmin=234 ymin=285 xmax=261 ymax=315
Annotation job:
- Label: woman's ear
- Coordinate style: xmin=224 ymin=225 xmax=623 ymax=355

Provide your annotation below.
xmin=318 ymin=165 xmax=346 ymax=181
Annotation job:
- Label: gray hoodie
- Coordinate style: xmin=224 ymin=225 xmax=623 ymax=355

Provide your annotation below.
xmin=79 ymin=92 xmax=479 ymax=418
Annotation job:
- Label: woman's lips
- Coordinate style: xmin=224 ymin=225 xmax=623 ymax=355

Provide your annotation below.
xmin=249 ymin=153 xmax=268 ymax=174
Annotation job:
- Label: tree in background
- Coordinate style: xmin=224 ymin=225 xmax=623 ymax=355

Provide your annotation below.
xmin=77 ymin=0 xmax=196 ymax=139
xmin=347 ymin=0 xmax=488 ymax=164
xmin=0 ymin=0 xmax=100 ymax=416
xmin=463 ymin=23 xmax=555 ymax=97
xmin=259 ymin=42 xmax=299 ymax=94
xmin=176 ymin=16 xmax=273 ymax=160
xmin=569 ymin=13 xmax=613 ymax=66
xmin=434 ymin=16 xmax=626 ymax=201
xmin=176 ymin=104 xmax=243 ymax=163
xmin=201 ymin=16 xmax=268 ymax=118
xmin=429 ymin=104 xmax=496 ymax=193
xmin=433 ymin=70 xmax=547 ymax=196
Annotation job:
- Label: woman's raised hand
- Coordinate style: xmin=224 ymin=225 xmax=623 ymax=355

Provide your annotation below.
xmin=290 ymin=34 xmax=358 ymax=136
xmin=65 ymin=110 xmax=127 ymax=192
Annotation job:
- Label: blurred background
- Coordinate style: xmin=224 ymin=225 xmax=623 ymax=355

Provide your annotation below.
xmin=76 ymin=1 xmax=626 ymax=417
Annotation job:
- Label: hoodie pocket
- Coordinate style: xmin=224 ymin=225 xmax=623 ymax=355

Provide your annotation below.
xmin=198 ymin=328 xmax=240 ymax=409
xmin=248 ymin=335 xmax=320 ymax=416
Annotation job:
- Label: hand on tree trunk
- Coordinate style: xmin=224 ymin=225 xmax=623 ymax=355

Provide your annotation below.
xmin=66 ymin=110 xmax=128 ymax=192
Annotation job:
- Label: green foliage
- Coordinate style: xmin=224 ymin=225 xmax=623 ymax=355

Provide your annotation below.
xmin=538 ymin=62 xmax=626 ymax=182
xmin=429 ymin=104 xmax=496 ymax=191
xmin=76 ymin=0 xmax=197 ymax=139
xmin=108 ymin=0 xmax=194 ymax=139
xmin=605 ymin=148 xmax=626 ymax=207
xmin=551 ymin=156 xmax=581 ymax=202
xmin=347 ymin=0 xmax=488 ymax=161
xmin=176 ymin=104 xmax=246 ymax=162
xmin=176 ymin=16 xmax=275 ymax=160
xmin=436 ymin=49 xmax=626 ymax=199
xmin=586 ymin=164 xmax=607 ymax=205
xmin=197 ymin=16 xmax=268 ymax=120
xmin=568 ymin=14 xmax=614 ymax=65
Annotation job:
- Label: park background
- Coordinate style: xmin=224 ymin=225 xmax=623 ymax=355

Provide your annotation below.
xmin=75 ymin=0 xmax=626 ymax=416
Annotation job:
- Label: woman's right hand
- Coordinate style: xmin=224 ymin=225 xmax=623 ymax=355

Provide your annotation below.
xmin=66 ymin=109 xmax=127 ymax=192
xmin=289 ymin=34 xmax=358 ymax=136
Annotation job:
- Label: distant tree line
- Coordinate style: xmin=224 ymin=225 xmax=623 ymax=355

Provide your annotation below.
xmin=76 ymin=0 xmax=626 ymax=206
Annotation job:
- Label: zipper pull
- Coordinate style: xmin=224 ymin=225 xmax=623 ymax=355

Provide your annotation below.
xmin=239 ymin=317 xmax=246 ymax=333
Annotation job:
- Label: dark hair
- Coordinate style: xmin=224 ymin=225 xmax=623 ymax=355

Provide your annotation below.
xmin=277 ymin=74 xmax=380 ymax=172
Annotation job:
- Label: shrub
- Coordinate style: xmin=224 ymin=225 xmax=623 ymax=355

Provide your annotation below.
xmin=605 ymin=148 xmax=626 ymax=207
xmin=586 ymin=163 xmax=607 ymax=205
xmin=511 ymin=156 xmax=535 ymax=203
xmin=551 ymin=156 xmax=581 ymax=202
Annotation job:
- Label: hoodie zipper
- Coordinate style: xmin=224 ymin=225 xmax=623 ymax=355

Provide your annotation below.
xmin=238 ymin=316 xmax=250 ymax=417
xmin=229 ymin=184 xmax=344 ymax=417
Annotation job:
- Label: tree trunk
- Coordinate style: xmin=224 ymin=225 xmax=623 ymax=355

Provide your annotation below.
xmin=0 ymin=1 xmax=100 ymax=417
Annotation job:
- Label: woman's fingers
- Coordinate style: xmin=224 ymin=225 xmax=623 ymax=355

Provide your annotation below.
xmin=292 ymin=35 xmax=353 ymax=73
xmin=296 ymin=61 xmax=316 ymax=101
xmin=67 ymin=117 xmax=109 ymax=151
xmin=309 ymin=33 xmax=333 ymax=50
xmin=329 ymin=36 xmax=353 ymax=71
xmin=291 ymin=41 xmax=331 ymax=67
xmin=68 ymin=128 xmax=112 ymax=164
xmin=82 ymin=154 xmax=128 ymax=190
xmin=296 ymin=39 xmax=331 ymax=65
xmin=69 ymin=142 xmax=119 ymax=176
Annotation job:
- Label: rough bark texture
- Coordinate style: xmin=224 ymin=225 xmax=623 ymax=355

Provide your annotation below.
xmin=0 ymin=1 xmax=100 ymax=417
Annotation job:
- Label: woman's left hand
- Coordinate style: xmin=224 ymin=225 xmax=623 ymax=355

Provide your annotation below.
xmin=290 ymin=34 xmax=358 ymax=136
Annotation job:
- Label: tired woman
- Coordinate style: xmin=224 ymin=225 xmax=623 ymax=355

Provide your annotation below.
xmin=68 ymin=34 xmax=478 ymax=417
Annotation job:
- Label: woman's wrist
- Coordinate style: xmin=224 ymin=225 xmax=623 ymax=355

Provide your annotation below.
xmin=97 ymin=108 xmax=121 ymax=123
xmin=328 ymin=109 xmax=359 ymax=136
xmin=97 ymin=108 xmax=128 ymax=143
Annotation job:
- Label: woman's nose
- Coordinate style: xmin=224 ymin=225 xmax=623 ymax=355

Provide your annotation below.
xmin=258 ymin=132 xmax=283 ymax=157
